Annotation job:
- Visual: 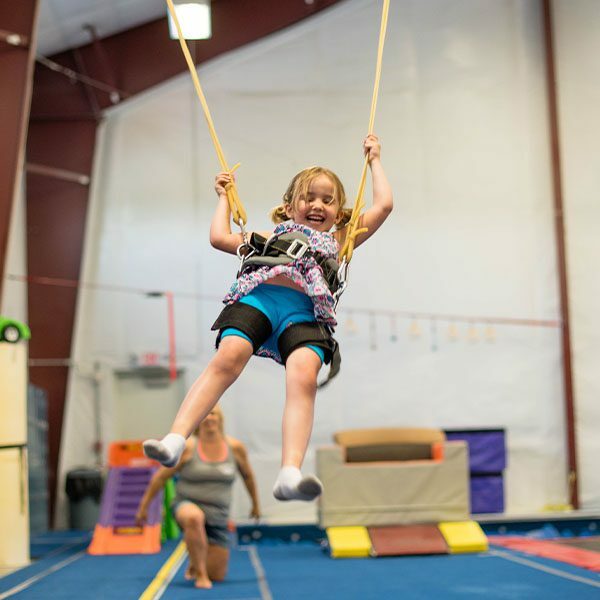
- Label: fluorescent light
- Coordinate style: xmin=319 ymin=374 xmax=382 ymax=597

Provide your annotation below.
xmin=168 ymin=1 xmax=211 ymax=40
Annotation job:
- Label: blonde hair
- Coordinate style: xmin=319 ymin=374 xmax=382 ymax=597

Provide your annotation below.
xmin=195 ymin=405 xmax=225 ymax=436
xmin=270 ymin=166 xmax=352 ymax=230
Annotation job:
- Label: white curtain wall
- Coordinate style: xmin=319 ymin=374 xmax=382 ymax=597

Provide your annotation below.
xmin=1 ymin=178 xmax=28 ymax=321
xmin=554 ymin=0 xmax=600 ymax=510
xmin=56 ymin=0 xmax=599 ymax=526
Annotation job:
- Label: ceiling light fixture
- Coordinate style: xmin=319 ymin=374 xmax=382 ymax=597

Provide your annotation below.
xmin=168 ymin=0 xmax=211 ymax=40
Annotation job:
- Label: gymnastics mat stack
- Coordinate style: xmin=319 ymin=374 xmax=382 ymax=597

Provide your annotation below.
xmin=326 ymin=521 xmax=488 ymax=558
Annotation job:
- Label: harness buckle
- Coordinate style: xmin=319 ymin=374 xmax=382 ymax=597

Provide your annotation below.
xmin=286 ymin=239 xmax=309 ymax=260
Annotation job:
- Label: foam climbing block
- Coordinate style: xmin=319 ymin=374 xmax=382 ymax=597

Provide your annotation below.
xmin=88 ymin=467 xmax=162 ymax=555
xmin=326 ymin=526 xmax=372 ymax=558
xmin=369 ymin=524 xmax=449 ymax=556
xmin=316 ymin=441 xmax=470 ymax=528
xmin=438 ymin=520 xmax=488 ymax=554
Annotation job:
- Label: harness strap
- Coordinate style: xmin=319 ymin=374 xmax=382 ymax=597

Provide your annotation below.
xmin=277 ymin=322 xmax=341 ymax=387
xmin=211 ymin=303 xmax=272 ymax=352
xmin=241 ymin=233 xmax=341 ymax=294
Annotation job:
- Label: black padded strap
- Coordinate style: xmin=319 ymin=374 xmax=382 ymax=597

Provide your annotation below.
xmin=211 ymin=302 xmax=272 ymax=353
xmin=245 ymin=233 xmax=341 ymax=294
xmin=277 ymin=322 xmax=341 ymax=387
xmin=250 ymin=233 xmax=305 ymax=258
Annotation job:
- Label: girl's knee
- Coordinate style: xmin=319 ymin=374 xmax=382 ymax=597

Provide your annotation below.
xmin=287 ymin=346 xmax=320 ymax=370
xmin=212 ymin=338 xmax=251 ymax=377
xmin=286 ymin=349 xmax=320 ymax=387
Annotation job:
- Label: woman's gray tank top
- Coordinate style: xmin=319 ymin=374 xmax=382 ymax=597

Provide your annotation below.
xmin=174 ymin=438 xmax=236 ymax=526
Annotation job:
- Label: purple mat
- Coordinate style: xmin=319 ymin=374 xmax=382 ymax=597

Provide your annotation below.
xmin=470 ymin=474 xmax=504 ymax=514
xmin=97 ymin=467 xmax=162 ymax=527
xmin=445 ymin=429 xmax=506 ymax=473
xmin=445 ymin=428 xmax=506 ymax=514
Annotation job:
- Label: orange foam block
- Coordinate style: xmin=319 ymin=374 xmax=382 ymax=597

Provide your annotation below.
xmin=88 ymin=524 xmax=161 ymax=555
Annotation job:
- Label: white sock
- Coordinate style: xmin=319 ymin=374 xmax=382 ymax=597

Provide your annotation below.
xmin=273 ymin=466 xmax=323 ymax=502
xmin=143 ymin=433 xmax=186 ymax=468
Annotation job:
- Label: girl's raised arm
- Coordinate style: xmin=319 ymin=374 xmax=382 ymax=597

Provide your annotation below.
xmin=209 ymin=172 xmax=247 ymax=255
xmin=336 ymin=134 xmax=393 ymax=249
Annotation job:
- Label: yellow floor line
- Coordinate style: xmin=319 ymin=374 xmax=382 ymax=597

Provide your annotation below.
xmin=138 ymin=541 xmax=187 ymax=600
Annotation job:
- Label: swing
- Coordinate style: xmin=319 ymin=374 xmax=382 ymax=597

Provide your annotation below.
xmin=165 ymin=0 xmax=390 ymax=304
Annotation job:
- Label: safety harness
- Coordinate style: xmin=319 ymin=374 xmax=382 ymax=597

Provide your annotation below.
xmin=227 ymin=230 xmax=342 ymax=385
xmin=237 ymin=232 xmax=343 ymax=298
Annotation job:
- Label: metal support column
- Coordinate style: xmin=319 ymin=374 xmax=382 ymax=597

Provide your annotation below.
xmin=542 ymin=0 xmax=579 ymax=508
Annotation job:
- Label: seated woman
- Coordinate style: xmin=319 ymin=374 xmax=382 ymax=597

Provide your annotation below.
xmin=136 ymin=405 xmax=260 ymax=589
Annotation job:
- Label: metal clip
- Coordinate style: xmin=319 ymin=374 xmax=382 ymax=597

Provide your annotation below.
xmin=236 ymin=243 xmax=256 ymax=277
xmin=336 ymin=259 xmax=349 ymax=286
xmin=333 ymin=259 xmax=350 ymax=309
xmin=236 ymin=243 xmax=255 ymax=261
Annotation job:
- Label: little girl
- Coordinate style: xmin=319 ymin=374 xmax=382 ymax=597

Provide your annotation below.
xmin=144 ymin=134 xmax=393 ymax=501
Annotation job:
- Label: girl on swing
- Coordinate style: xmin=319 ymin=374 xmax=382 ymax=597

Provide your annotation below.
xmin=144 ymin=133 xmax=393 ymax=501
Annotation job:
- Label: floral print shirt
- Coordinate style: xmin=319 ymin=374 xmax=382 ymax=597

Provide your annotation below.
xmin=223 ymin=220 xmax=339 ymax=326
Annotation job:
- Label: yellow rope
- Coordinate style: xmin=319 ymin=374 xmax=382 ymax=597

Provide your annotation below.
xmin=339 ymin=0 xmax=390 ymax=264
xmin=165 ymin=0 xmax=247 ymax=230
xmin=166 ymin=0 xmax=388 ymax=253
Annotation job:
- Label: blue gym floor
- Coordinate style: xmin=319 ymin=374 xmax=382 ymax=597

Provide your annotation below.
xmin=2 ymin=530 xmax=600 ymax=599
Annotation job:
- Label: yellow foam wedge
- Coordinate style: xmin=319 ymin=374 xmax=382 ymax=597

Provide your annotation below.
xmin=327 ymin=526 xmax=372 ymax=558
xmin=438 ymin=521 xmax=488 ymax=554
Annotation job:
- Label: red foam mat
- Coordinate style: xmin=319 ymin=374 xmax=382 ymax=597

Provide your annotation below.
xmin=491 ymin=536 xmax=600 ymax=572
xmin=368 ymin=524 xmax=449 ymax=557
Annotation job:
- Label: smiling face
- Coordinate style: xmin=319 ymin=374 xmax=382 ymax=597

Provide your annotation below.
xmin=285 ymin=173 xmax=341 ymax=232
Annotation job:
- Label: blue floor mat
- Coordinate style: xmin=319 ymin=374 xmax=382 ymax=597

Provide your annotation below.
xmin=256 ymin=543 xmax=600 ymax=600
xmin=2 ymin=534 xmax=600 ymax=599
xmin=161 ymin=546 xmax=262 ymax=599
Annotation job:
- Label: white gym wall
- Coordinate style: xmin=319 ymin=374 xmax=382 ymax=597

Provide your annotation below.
xmin=50 ymin=0 xmax=600 ymax=525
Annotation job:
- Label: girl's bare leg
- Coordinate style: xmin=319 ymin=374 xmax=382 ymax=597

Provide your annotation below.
xmin=143 ymin=336 xmax=253 ymax=466
xmin=172 ymin=336 xmax=253 ymax=436
xmin=273 ymin=347 xmax=323 ymax=501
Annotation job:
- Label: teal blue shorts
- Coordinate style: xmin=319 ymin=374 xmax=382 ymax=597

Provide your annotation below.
xmin=221 ymin=284 xmax=325 ymax=364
